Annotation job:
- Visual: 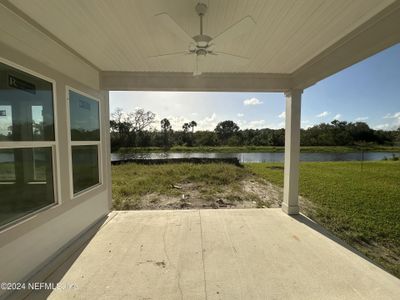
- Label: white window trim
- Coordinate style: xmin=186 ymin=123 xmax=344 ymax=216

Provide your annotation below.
xmin=0 ymin=57 xmax=61 ymax=230
xmin=66 ymin=86 xmax=103 ymax=199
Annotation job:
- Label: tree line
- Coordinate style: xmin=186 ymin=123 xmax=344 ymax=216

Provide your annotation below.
xmin=110 ymin=108 xmax=400 ymax=151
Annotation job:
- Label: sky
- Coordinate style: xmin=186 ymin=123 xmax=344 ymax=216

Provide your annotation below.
xmin=110 ymin=43 xmax=400 ymax=132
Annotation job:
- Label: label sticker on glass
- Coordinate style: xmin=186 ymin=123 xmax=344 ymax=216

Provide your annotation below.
xmin=79 ymin=100 xmax=91 ymax=110
xmin=0 ymin=110 xmax=6 ymax=117
xmin=8 ymin=75 xmax=36 ymax=94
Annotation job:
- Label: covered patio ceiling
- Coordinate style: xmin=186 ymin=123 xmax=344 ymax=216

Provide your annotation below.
xmin=2 ymin=0 xmax=400 ymax=91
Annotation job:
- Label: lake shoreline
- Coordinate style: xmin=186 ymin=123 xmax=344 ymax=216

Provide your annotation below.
xmin=116 ymin=145 xmax=400 ymax=154
xmin=111 ymin=151 xmax=400 ymax=163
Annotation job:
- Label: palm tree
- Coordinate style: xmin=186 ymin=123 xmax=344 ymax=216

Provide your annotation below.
xmin=161 ymin=118 xmax=171 ymax=132
xmin=182 ymin=123 xmax=190 ymax=133
xmin=160 ymin=118 xmax=171 ymax=148
xmin=189 ymin=121 xmax=197 ymax=133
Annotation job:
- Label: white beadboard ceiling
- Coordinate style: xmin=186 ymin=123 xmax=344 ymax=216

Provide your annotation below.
xmin=9 ymin=0 xmax=395 ymax=74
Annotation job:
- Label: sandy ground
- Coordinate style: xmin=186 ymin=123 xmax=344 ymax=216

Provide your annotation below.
xmin=137 ymin=178 xmax=285 ymax=210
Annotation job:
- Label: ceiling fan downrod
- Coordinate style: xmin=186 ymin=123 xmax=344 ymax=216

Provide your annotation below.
xmin=193 ymin=3 xmax=212 ymax=55
xmin=196 ymin=2 xmax=207 ymax=35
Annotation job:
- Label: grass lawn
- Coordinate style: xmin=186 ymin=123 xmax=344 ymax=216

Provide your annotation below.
xmin=117 ymin=145 xmax=400 ymax=153
xmin=0 ymin=162 xmax=15 ymax=181
xmin=246 ymin=161 xmax=400 ymax=277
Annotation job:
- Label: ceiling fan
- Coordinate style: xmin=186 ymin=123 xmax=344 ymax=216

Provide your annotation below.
xmin=149 ymin=2 xmax=256 ymax=76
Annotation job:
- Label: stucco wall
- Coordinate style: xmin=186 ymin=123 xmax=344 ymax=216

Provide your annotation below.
xmin=0 ymin=191 xmax=109 ymax=288
xmin=0 ymin=4 xmax=111 ymax=297
xmin=0 ymin=4 xmax=99 ymax=90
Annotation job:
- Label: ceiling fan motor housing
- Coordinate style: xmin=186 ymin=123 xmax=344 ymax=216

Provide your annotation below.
xmin=195 ymin=3 xmax=208 ymax=16
xmin=195 ymin=48 xmax=208 ymax=56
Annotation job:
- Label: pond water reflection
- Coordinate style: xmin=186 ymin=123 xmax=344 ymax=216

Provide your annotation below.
xmin=111 ymin=152 xmax=400 ymax=163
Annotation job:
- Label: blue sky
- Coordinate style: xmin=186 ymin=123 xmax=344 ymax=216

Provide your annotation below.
xmin=110 ymin=43 xmax=400 ymax=131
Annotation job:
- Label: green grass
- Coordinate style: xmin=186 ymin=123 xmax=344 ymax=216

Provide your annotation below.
xmin=0 ymin=163 xmax=16 ymax=181
xmin=112 ymin=163 xmax=249 ymax=209
xmin=246 ymin=161 xmax=400 ymax=277
xmin=117 ymin=145 xmax=400 ymax=153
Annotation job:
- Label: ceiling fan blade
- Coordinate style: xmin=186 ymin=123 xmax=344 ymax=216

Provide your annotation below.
xmin=212 ymin=16 xmax=256 ymax=44
xmin=148 ymin=51 xmax=189 ymax=61
xmin=193 ymin=55 xmax=201 ymax=76
xmin=155 ymin=13 xmax=194 ymax=44
xmin=193 ymin=55 xmax=206 ymax=76
xmin=212 ymin=51 xmax=250 ymax=65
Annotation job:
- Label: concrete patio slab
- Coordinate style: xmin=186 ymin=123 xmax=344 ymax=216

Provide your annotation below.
xmin=38 ymin=209 xmax=399 ymax=299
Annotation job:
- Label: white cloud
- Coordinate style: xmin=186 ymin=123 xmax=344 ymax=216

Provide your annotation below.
xmin=373 ymin=121 xmax=400 ymax=131
xmin=247 ymin=120 xmax=267 ymax=129
xmin=383 ymin=112 xmax=400 ymax=119
xmin=245 ymin=120 xmax=286 ymax=130
xmin=204 ymin=112 xmax=217 ymax=122
xmin=243 ymin=97 xmax=263 ymax=106
xmin=153 ymin=113 xmax=220 ymax=131
xmin=301 ymin=120 xmax=312 ymax=129
xmin=316 ymin=111 xmax=330 ymax=118
xmin=197 ymin=113 xmax=218 ymax=131
xmin=278 ymin=111 xmax=285 ymax=119
xmin=374 ymin=123 xmax=391 ymax=130
xmin=379 ymin=112 xmax=400 ymax=130
xmin=355 ymin=117 xmax=368 ymax=122
xmin=191 ymin=112 xmax=198 ymax=116
xmin=237 ymin=119 xmax=247 ymax=126
xmin=332 ymin=114 xmax=342 ymax=120
xmin=237 ymin=113 xmax=244 ymax=118
xmin=158 ymin=115 xmax=190 ymax=131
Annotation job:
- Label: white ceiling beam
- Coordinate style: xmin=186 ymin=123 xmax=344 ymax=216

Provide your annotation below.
xmin=292 ymin=0 xmax=400 ymax=90
xmin=100 ymin=71 xmax=292 ymax=92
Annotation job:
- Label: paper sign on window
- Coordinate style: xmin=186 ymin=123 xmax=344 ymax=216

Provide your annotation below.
xmin=79 ymin=100 xmax=91 ymax=110
xmin=8 ymin=75 xmax=36 ymax=94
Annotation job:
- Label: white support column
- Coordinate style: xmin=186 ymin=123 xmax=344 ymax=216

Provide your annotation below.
xmin=103 ymin=90 xmax=113 ymax=211
xmin=282 ymin=89 xmax=302 ymax=215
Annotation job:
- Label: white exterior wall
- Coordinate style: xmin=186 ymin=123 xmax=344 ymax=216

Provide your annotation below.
xmin=0 ymin=191 xmax=109 ymax=288
xmin=0 ymin=5 xmax=110 ymax=297
xmin=0 ymin=4 xmax=99 ymax=90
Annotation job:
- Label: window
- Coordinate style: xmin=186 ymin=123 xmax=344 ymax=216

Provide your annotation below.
xmin=0 ymin=61 xmax=56 ymax=228
xmin=69 ymin=90 xmax=100 ymax=141
xmin=71 ymin=145 xmax=99 ymax=194
xmin=68 ymin=89 xmax=101 ymax=195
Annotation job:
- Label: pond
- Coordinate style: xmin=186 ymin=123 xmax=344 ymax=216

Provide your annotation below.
xmin=110 ymin=152 xmax=400 ymax=163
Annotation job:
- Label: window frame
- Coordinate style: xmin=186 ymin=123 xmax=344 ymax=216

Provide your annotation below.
xmin=0 ymin=57 xmax=61 ymax=230
xmin=66 ymin=86 xmax=103 ymax=198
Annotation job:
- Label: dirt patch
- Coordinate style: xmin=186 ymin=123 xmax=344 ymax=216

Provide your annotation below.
xmin=137 ymin=177 xmax=285 ymax=210
xmin=241 ymin=178 xmax=282 ymax=208
xmin=267 ymin=166 xmax=284 ymax=170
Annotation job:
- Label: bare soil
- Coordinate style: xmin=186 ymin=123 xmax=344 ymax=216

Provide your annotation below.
xmin=139 ymin=178 xmax=285 ymax=210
